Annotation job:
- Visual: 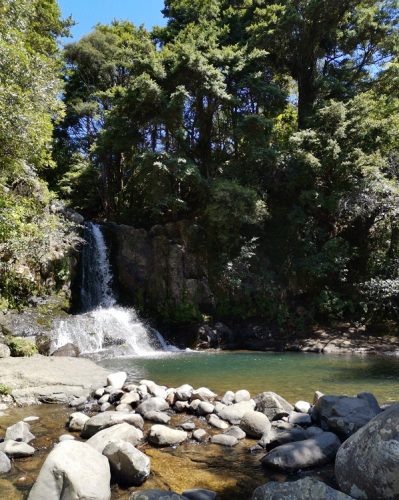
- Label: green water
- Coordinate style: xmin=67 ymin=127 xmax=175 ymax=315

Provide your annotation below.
xmin=99 ymin=351 xmax=399 ymax=403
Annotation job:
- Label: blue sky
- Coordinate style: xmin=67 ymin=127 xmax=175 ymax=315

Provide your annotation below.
xmin=58 ymin=0 xmax=166 ymax=41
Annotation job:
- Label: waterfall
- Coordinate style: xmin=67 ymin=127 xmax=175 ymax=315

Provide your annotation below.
xmin=52 ymin=222 xmax=174 ymax=357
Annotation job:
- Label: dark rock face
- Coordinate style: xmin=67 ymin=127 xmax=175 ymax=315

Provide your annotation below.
xmin=311 ymin=393 xmax=381 ymax=439
xmin=335 ymin=404 xmax=399 ymax=500
xmin=252 ymin=478 xmax=352 ymax=500
xmin=108 ymin=221 xmax=214 ymax=335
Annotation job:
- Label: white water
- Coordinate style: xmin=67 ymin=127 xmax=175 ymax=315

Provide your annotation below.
xmin=51 ymin=222 xmax=174 ymax=357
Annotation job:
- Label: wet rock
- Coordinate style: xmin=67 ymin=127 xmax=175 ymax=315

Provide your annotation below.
xmin=261 ymin=432 xmax=341 ymax=472
xmin=103 ymin=439 xmax=150 ymax=486
xmin=101 ymin=403 xmax=113 ymax=412
xmin=0 ymin=440 xmax=35 ymax=458
xmin=5 ymin=421 xmax=35 ymax=443
xmin=182 ymin=489 xmax=217 ymax=500
xmin=312 ymin=393 xmax=381 ymax=438
xmin=95 ymin=387 xmax=106 ymax=398
xmin=294 ymin=400 xmax=311 ymax=413
xmin=197 ymin=401 xmax=214 ymax=416
xmin=69 ymin=395 xmax=87 ymax=408
xmin=223 ymin=426 xmax=246 ymax=440
xmin=217 ymin=400 xmax=256 ymax=425
xmin=149 ymin=425 xmax=188 ymax=447
xmin=108 ymin=390 xmax=124 ymax=404
xmin=221 ymin=391 xmax=235 ymax=406
xmin=137 ymin=397 xmax=169 ymax=415
xmin=207 ymin=414 xmax=229 ymax=429
xmin=235 ymin=390 xmax=251 ymax=403
xmin=252 ymin=477 xmax=353 ymax=500
xmin=0 ymin=451 xmax=11 ymax=473
xmin=240 ymin=411 xmax=271 ymax=439
xmin=261 ymin=428 xmax=309 ymax=448
xmin=51 ymin=343 xmax=80 ymax=357
xmin=191 ymin=387 xmax=217 ymax=402
xmin=193 ymin=429 xmax=209 ymax=442
xmin=211 ymin=434 xmax=238 ymax=447
xmin=335 ymin=403 xmax=399 ymax=500
xmin=82 ymin=412 xmax=144 ymax=438
xmin=288 ymin=412 xmax=312 ymax=426
xmin=254 ymin=392 xmax=294 ymax=421
xmin=87 ymin=423 xmax=143 ymax=453
xmin=144 ymin=411 xmax=171 ymax=424
xmin=107 ymin=371 xmax=127 ymax=390
xmin=180 ymin=422 xmax=196 ymax=431
xmin=129 ymin=490 xmax=184 ymax=500
xmin=175 ymin=384 xmax=193 ymax=401
xmin=28 ymin=441 xmax=110 ymax=500
xmin=68 ymin=412 xmax=89 ymax=431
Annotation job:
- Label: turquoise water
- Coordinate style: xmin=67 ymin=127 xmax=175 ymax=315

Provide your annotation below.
xmin=99 ymin=351 xmax=399 ymax=403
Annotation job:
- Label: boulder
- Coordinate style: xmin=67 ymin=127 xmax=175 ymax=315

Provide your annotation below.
xmin=28 ymin=441 xmax=111 ymax=500
xmin=51 ymin=343 xmax=80 ymax=357
xmin=207 ymin=414 xmax=229 ymax=430
xmin=235 ymin=390 xmax=251 ymax=403
xmin=180 ymin=422 xmax=196 ymax=431
xmin=68 ymin=411 xmax=89 ymax=431
xmin=294 ymin=400 xmax=311 ymax=413
xmin=107 ymin=371 xmax=127 ymax=390
xmin=5 ymin=421 xmax=35 ymax=443
xmin=191 ymin=387 xmax=217 ymax=402
xmin=103 ymin=439 xmax=150 ymax=486
xmin=240 ymin=411 xmax=271 ymax=439
xmin=0 ymin=451 xmax=11 ymax=473
xmin=87 ymin=423 xmax=143 ymax=453
xmin=0 ymin=440 xmax=35 ymax=457
xmin=137 ymin=397 xmax=169 ymax=415
xmin=0 ymin=344 xmax=10 ymax=358
xmin=182 ymin=489 xmax=217 ymax=500
xmin=175 ymin=384 xmax=193 ymax=401
xmin=82 ymin=412 xmax=144 ymax=438
xmin=312 ymin=393 xmax=381 ymax=438
xmin=262 ymin=428 xmax=309 ymax=448
xmin=335 ymin=403 xmax=399 ymax=499
xmin=149 ymin=425 xmax=188 ymax=447
xmin=221 ymin=391 xmax=235 ymax=406
xmin=144 ymin=411 xmax=171 ymax=424
xmin=223 ymin=426 xmax=246 ymax=440
xmin=197 ymin=401 xmax=214 ymax=416
xmin=193 ymin=429 xmax=209 ymax=442
xmin=254 ymin=392 xmax=293 ymax=421
xmin=129 ymin=490 xmax=184 ymax=500
xmin=261 ymin=432 xmax=341 ymax=472
xmin=288 ymin=411 xmax=312 ymax=426
xmin=252 ymin=477 xmax=353 ymax=500
xmin=217 ymin=400 xmax=256 ymax=425
xmin=120 ymin=392 xmax=141 ymax=406
xmin=211 ymin=434 xmax=238 ymax=447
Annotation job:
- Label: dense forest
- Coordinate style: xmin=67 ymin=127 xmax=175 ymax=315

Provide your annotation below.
xmin=2 ymin=0 xmax=399 ymax=331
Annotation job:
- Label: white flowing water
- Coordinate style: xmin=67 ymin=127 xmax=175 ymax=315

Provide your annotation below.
xmin=51 ymin=222 xmax=174 ymax=357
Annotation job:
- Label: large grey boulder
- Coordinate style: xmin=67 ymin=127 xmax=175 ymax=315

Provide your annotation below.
xmin=81 ymin=412 xmax=144 ymax=438
xmin=136 ymin=397 xmax=169 ymax=415
xmin=87 ymin=422 xmax=143 ymax=453
xmin=175 ymin=384 xmax=193 ymax=401
xmin=28 ymin=441 xmax=111 ymax=500
xmin=335 ymin=403 xmax=399 ymax=499
xmin=312 ymin=393 xmax=380 ymax=438
xmin=5 ymin=421 xmax=35 ymax=443
xmin=240 ymin=411 xmax=271 ymax=438
xmin=261 ymin=432 xmax=341 ymax=472
xmin=68 ymin=411 xmax=89 ymax=431
xmin=217 ymin=400 xmax=256 ymax=424
xmin=129 ymin=490 xmax=184 ymax=500
xmin=254 ymin=392 xmax=293 ymax=420
xmin=0 ymin=440 xmax=35 ymax=457
xmin=107 ymin=371 xmax=127 ymax=390
xmin=149 ymin=425 xmax=188 ymax=447
xmin=261 ymin=427 xmax=309 ymax=448
xmin=103 ymin=440 xmax=150 ymax=486
xmin=252 ymin=477 xmax=353 ymax=499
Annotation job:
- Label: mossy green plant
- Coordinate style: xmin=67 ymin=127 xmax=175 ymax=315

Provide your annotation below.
xmin=0 ymin=384 xmax=11 ymax=396
xmin=6 ymin=336 xmax=38 ymax=357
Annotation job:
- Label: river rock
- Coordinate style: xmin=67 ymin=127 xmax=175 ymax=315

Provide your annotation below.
xmin=108 ymin=390 xmax=124 ymax=404
xmin=116 ymin=403 xmax=133 ymax=413
xmin=189 ymin=400 xmax=201 ymax=412
xmin=175 ymin=401 xmax=190 ymax=412
xmin=252 ymin=477 xmax=353 ymax=500
xmin=87 ymin=423 xmax=143 ymax=453
xmin=288 ymin=411 xmax=312 ymax=426
xmin=221 ymin=391 xmax=235 ymax=405
xmin=99 ymin=394 xmax=110 ymax=404
xmin=5 ymin=421 xmax=35 ymax=443
xmin=82 ymin=412 xmax=144 ymax=438
xmin=312 ymin=393 xmax=381 ymax=438
xmin=137 ymin=397 xmax=169 ymax=415
xmin=0 ymin=440 xmax=35 ymax=457
xmin=28 ymin=440 xmax=111 ymax=500
xmin=197 ymin=401 xmax=214 ymax=416
xmin=0 ymin=451 xmax=11 ymax=473
xmin=175 ymin=384 xmax=193 ymax=401
xmin=207 ymin=414 xmax=229 ymax=429
xmin=107 ymin=371 xmax=127 ymax=390
xmin=129 ymin=490 xmax=184 ymax=500
xmin=51 ymin=343 xmax=80 ymax=357
xmin=235 ymin=390 xmax=251 ymax=403
xmin=120 ymin=392 xmax=141 ymax=406
xmin=193 ymin=429 xmax=209 ymax=442
xmin=103 ymin=439 xmax=150 ymax=486
xmin=59 ymin=434 xmax=75 ymax=442
xmin=101 ymin=403 xmax=113 ymax=412
xmin=144 ymin=411 xmax=171 ymax=424
xmin=262 ymin=427 xmax=309 ymax=448
xmin=254 ymin=392 xmax=294 ymax=420
xmin=182 ymin=489 xmax=217 ymax=500
xmin=295 ymin=400 xmax=311 ymax=413
xmin=191 ymin=387 xmax=217 ymax=402
xmin=335 ymin=403 xmax=399 ymax=499
xmin=0 ymin=344 xmax=11 ymax=358
xmin=261 ymin=432 xmax=341 ymax=472
xmin=180 ymin=422 xmax=196 ymax=431
xmin=95 ymin=387 xmax=106 ymax=398
xmin=224 ymin=426 xmax=246 ymax=440
xmin=149 ymin=425 xmax=188 ymax=447
xmin=217 ymin=400 xmax=256 ymax=424
xmin=23 ymin=416 xmax=40 ymax=423
xmin=69 ymin=395 xmax=87 ymax=408
xmin=211 ymin=434 xmax=238 ymax=447
xmin=69 ymin=411 xmax=89 ymax=431
xmin=240 ymin=411 xmax=271 ymax=438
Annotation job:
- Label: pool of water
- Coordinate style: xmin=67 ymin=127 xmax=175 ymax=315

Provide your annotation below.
xmin=99 ymin=351 xmax=399 ymax=403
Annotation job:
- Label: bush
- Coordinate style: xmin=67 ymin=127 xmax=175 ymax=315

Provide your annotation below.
xmin=6 ymin=337 xmax=38 ymax=357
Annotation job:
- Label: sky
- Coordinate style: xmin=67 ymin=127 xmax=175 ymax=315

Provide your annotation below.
xmin=58 ymin=0 xmax=166 ymax=41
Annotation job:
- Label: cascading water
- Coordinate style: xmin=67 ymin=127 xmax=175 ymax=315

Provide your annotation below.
xmin=52 ymin=222 xmax=174 ymax=357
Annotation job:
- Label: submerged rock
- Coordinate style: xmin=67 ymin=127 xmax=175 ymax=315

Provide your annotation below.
xmin=103 ymin=439 xmax=150 ymax=486
xmin=5 ymin=421 xmax=35 ymax=443
xmin=252 ymin=477 xmax=352 ymax=499
xmin=28 ymin=441 xmax=111 ymax=500
xmin=335 ymin=403 xmax=399 ymax=499
xmin=0 ymin=440 xmax=35 ymax=458
xmin=210 ymin=434 xmax=238 ymax=447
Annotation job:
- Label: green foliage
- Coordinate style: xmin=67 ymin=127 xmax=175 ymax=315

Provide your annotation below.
xmin=0 ymin=384 xmax=11 ymax=396
xmin=6 ymin=336 xmax=38 ymax=357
